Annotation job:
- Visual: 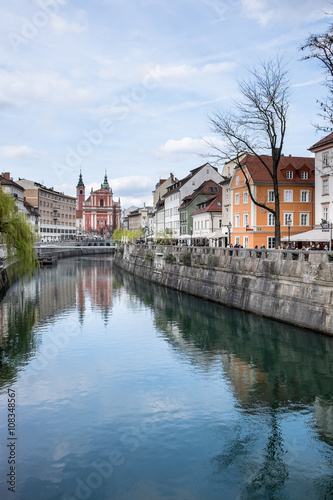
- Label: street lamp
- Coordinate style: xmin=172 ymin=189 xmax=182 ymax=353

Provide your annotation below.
xmin=287 ymin=214 xmax=292 ymax=246
xmin=227 ymin=222 xmax=232 ymax=246
xmin=190 ymin=226 xmax=193 ymax=247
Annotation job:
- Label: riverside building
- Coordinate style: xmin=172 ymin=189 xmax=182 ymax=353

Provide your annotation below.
xmin=16 ymin=179 xmax=77 ymax=241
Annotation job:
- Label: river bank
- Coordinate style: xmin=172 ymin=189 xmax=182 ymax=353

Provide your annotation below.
xmin=114 ymin=243 xmax=333 ymax=336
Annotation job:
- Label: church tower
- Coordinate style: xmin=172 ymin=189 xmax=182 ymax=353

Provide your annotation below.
xmin=76 ymin=170 xmax=85 ymax=211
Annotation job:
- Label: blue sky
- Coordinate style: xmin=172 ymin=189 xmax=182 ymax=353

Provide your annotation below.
xmin=0 ymin=0 xmax=331 ymax=207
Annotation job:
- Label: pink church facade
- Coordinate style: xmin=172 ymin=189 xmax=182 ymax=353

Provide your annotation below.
xmin=76 ymin=172 xmax=121 ymax=236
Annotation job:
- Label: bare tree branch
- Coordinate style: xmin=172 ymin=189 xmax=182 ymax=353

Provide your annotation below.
xmin=206 ymin=56 xmax=289 ymax=247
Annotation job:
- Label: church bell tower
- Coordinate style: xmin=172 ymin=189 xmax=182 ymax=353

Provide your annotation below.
xmin=76 ymin=170 xmax=85 ymax=211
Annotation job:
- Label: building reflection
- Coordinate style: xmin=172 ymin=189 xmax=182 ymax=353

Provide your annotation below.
xmin=0 ymin=257 xmax=114 ymax=388
xmin=115 ymin=268 xmax=333 ymax=446
xmin=114 ymin=268 xmax=333 ymax=498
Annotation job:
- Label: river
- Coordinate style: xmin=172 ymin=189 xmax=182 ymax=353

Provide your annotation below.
xmin=0 ymin=256 xmax=333 ymax=500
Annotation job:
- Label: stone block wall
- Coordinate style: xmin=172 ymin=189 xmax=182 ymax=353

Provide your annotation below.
xmin=114 ymin=244 xmax=333 ymax=336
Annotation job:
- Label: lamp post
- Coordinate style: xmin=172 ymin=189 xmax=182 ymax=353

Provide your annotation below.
xmin=190 ymin=226 xmax=193 ymax=247
xmin=287 ymin=215 xmax=292 ymax=246
xmin=227 ymin=222 xmax=232 ymax=246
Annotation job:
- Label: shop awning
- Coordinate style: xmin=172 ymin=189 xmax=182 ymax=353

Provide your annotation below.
xmin=281 ymin=228 xmax=331 ymax=242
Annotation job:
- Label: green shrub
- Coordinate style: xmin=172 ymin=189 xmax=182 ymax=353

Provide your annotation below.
xmin=146 ymin=252 xmax=153 ymax=262
xmin=164 ymin=253 xmax=176 ymax=263
xmin=181 ymin=252 xmax=191 ymax=267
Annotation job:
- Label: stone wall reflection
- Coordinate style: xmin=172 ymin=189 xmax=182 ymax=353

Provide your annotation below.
xmin=114 ymin=267 xmax=333 ymax=448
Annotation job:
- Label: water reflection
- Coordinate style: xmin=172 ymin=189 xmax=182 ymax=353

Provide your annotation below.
xmin=0 ymin=257 xmax=115 ymax=388
xmin=0 ymin=258 xmax=332 ymax=499
xmin=114 ymin=269 xmax=333 ymax=439
xmin=114 ymin=268 xmax=333 ymax=499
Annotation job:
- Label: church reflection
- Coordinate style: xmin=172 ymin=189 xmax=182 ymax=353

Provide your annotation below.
xmin=0 ymin=257 xmax=115 ymax=387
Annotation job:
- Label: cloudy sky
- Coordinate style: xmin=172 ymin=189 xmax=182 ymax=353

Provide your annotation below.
xmin=0 ymin=0 xmax=331 ymax=207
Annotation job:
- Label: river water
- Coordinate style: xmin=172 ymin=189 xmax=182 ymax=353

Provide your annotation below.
xmin=0 ymin=256 xmax=333 ymax=500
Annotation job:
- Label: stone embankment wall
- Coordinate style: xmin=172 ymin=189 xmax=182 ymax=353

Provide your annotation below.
xmin=114 ymin=244 xmax=333 ymax=336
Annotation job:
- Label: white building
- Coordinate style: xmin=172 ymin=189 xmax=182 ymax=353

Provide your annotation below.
xmin=191 ymin=192 xmax=223 ymax=245
xmin=163 ymin=163 xmax=223 ymax=239
xmin=309 ymin=132 xmax=333 ymax=225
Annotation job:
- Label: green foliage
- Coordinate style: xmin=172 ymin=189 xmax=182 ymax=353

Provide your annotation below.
xmin=146 ymin=252 xmax=153 ymax=262
xmin=0 ymin=189 xmax=37 ymax=278
xmin=164 ymin=253 xmax=176 ymax=263
xmin=112 ymin=227 xmax=144 ymax=242
xmin=181 ymin=252 xmax=192 ymax=267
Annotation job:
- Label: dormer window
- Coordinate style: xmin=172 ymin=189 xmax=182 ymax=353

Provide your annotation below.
xmin=301 ymin=171 xmax=308 ymax=180
xmin=286 ymin=171 xmax=293 ymax=179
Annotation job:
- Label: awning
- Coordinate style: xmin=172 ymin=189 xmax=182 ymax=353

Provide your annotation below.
xmin=281 ymin=228 xmax=331 ymax=242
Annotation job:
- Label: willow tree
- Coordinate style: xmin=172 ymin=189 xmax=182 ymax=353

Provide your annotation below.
xmin=0 ymin=189 xmax=37 ymax=278
xmin=206 ymin=57 xmax=289 ymax=248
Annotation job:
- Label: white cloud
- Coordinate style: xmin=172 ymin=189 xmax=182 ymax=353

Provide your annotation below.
xmin=0 ymin=70 xmax=96 ymax=107
xmin=111 ymin=175 xmax=153 ymax=193
xmin=50 ymin=12 xmax=87 ymax=35
xmin=241 ymin=0 xmax=329 ymax=26
xmin=154 ymin=61 xmax=236 ymax=81
xmin=158 ymin=136 xmax=227 ymax=159
xmin=0 ymin=145 xmax=45 ymax=159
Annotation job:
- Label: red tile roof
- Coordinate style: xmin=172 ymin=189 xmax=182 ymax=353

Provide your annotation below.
xmin=240 ymin=155 xmax=314 ymax=183
xmin=179 ymin=180 xmax=221 ymax=208
xmin=309 ymin=132 xmax=333 ymax=151
xmin=191 ymin=193 xmax=222 ymax=216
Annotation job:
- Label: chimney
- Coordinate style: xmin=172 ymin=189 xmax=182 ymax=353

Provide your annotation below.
xmin=3 ymin=172 xmax=10 ymax=180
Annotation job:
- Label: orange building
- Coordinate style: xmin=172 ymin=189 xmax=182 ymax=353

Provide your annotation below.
xmin=229 ymin=154 xmax=315 ymax=248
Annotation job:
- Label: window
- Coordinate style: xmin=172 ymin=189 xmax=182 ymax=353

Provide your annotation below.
xmin=268 ymin=190 xmax=275 ymax=202
xmin=235 ymin=193 xmax=240 ymax=205
xmin=301 ymin=171 xmax=308 ymax=179
xmin=323 ymin=152 xmax=329 ymax=167
xmin=286 ymin=171 xmax=293 ymax=179
xmin=201 ymin=220 xmax=203 ymax=229
xmin=225 ymin=207 xmax=229 ymax=220
xmin=301 ymin=190 xmax=309 ymax=202
xmin=243 ymin=236 xmax=249 ymax=248
xmin=284 ymin=190 xmax=293 ymax=202
xmin=243 ymin=213 xmax=249 ymax=227
xmin=243 ymin=191 xmax=248 ymax=204
xmin=300 ymin=213 xmax=309 ymax=226
xmin=267 ymin=237 xmax=275 ymax=249
xmin=234 ymin=214 xmax=240 ymax=227
xmin=226 ymin=189 xmax=229 ymax=201
xmin=268 ymin=213 xmax=275 ymax=226
xmin=323 ymin=206 xmax=329 ymax=221
xmin=206 ymin=168 xmax=210 ymax=174
xmin=235 ymin=237 xmax=240 ymax=245
xmin=236 ymin=176 xmax=239 ymax=185
xmin=219 ymin=219 xmax=222 ymax=228
xmin=323 ymin=178 xmax=329 ymax=195
xmin=284 ymin=213 xmax=293 ymax=225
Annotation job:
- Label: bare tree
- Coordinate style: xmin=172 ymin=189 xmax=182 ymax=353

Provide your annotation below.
xmin=300 ymin=23 xmax=333 ymax=132
xmin=206 ymin=57 xmax=289 ymax=248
